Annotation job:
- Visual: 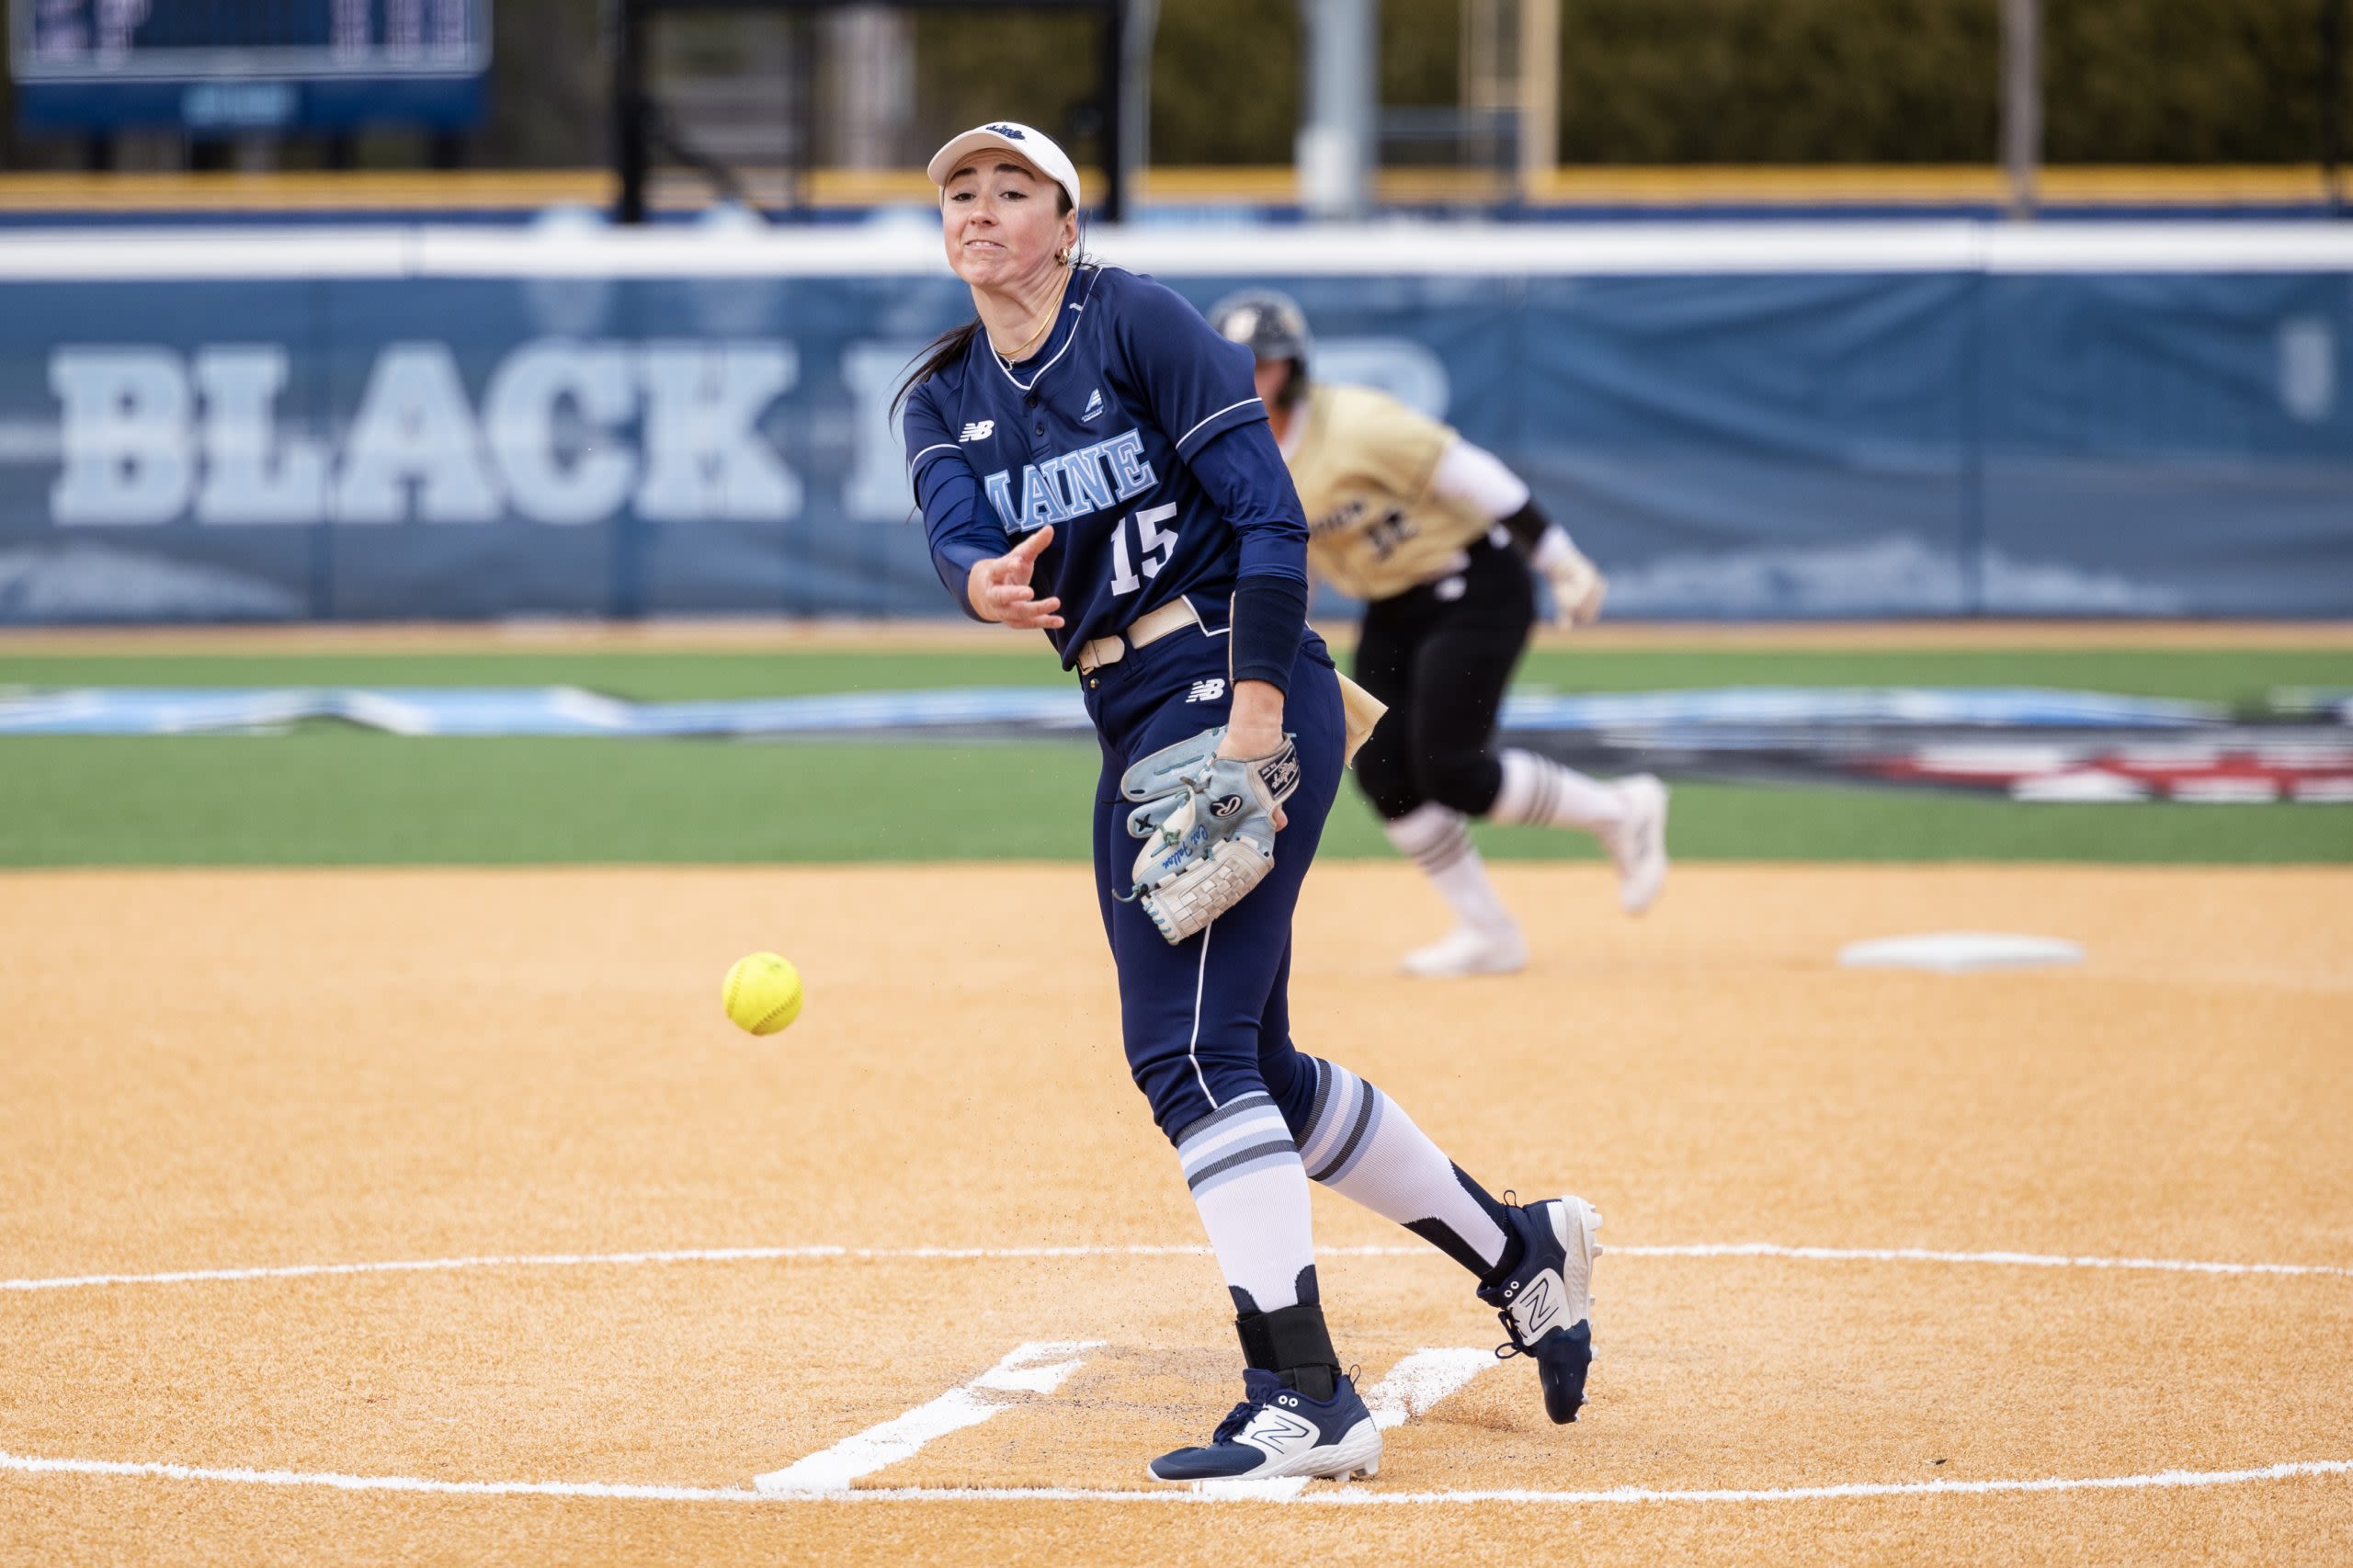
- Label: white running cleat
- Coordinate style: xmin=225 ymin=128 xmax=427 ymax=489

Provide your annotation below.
xmin=1400 ymin=923 xmax=1529 ymax=978
xmin=1603 ymin=775 xmax=1669 ymax=915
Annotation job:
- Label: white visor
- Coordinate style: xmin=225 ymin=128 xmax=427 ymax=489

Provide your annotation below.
xmin=926 ymin=121 xmax=1082 ymax=213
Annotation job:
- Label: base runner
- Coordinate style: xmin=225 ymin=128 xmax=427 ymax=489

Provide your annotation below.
xmin=1210 ymin=290 xmax=1669 ymax=979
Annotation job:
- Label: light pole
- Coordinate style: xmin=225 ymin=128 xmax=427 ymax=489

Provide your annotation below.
xmin=2001 ymin=0 xmax=2041 ymax=219
xmin=1299 ymin=0 xmax=1375 ymax=221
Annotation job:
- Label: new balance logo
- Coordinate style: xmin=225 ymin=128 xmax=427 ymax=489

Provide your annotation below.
xmin=1186 ymin=678 xmax=1226 ymax=704
xmin=1082 ymin=388 xmax=1104 ymax=422
xmin=1516 ymin=1275 xmax=1562 ymax=1337
xmin=1240 ymin=1409 xmax=1316 ymax=1457
xmin=960 ymin=421 xmax=995 ymax=442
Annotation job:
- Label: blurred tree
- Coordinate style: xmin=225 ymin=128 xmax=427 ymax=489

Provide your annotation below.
xmin=1149 ymin=0 xmax=1300 ymax=162
xmin=2 ymin=0 xmax=2335 ymax=172
xmin=1555 ymin=0 xmax=1998 ymax=163
xmin=1122 ymin=0 xmax=2331 ymax=165
xmin=478 ymin=0 xmax=608 ymax=165
xmin=1382 ymin=0 xmax=1460 ymax=110
xmin=906 ymin=8 xmax=1098 ymax=154
xmin=2044 ymin=0 xmax=2327 ymax=161
xmin=1551 ymin=0 xmax=2325 ymax=165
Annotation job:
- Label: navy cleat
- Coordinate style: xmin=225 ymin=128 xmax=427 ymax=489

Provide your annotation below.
xmin=1478 ymin=1194 xmax=1603 ymax=1423
xmin=1146 ymin=1369 xmax=1382 ymax=1483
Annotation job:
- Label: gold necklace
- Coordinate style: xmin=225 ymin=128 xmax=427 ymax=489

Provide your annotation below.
xmin=993 ymin=270 xmax=1071 ymax=362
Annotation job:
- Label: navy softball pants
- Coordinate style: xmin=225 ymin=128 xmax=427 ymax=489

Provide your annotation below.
xmin=1083 ymin=617 xmax=1347 ymax=1144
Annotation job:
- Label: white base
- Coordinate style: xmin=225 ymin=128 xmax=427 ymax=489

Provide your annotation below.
xmin=1838 ymin=932 xmax=2085 ymax=974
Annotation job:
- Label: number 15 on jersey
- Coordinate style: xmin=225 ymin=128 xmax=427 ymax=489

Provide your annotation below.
xmin=1108 ymin=503 xmax=1181 ymax=597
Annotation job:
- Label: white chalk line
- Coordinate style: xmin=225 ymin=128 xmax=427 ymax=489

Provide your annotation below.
xmin=5 ymin=1240 xmax=2347 ymax=1295
xmin=756 ymin=1344 xmax=1498 ymax=1494
xmin=1361 ymin=1347 xmax=1498 ymax=1432
xmin=5 ymin=1245 xmax=2347 ymax=1510
xmin=754 ymin=1342 xmax=1101 ymax=1493
xmin=2 ymin=1449 xmax=2347 ymax=1507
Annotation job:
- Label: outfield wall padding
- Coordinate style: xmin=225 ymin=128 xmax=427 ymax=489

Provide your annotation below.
xmin=0 ymin=223 xmax=2346 ymax=622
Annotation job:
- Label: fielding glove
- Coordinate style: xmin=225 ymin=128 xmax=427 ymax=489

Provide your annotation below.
xmin=1118 ymin=725 xmax=1302 ymax=944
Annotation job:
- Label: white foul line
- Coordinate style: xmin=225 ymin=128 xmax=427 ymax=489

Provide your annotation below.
xmin=753 ymin=1342 xmax=1098 ymax=1493
xmin=0 ymin=1245 xmax=1193 ymax=1293
xmin=3 ymin=1240 xmax=2347 ymax=1295
xmin=751 ymin=1345 xmax=1497 ymax=1496
xmin=1612 ymin=1243 xmax=2353 ymax=1278
xmin=1 ymin=1449 xmax=2346 ymax=1507
xmin=4 ymin=1244 xmax=2344 ymax=1511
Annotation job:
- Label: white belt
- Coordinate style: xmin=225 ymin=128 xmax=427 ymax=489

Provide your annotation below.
xmin=1077 ymin=597 xmax=1207 ymax=678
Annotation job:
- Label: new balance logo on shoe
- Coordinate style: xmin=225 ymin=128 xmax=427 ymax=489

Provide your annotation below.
xmin=1147 ymin=1369 xmax=1382 ymax=1483
xmin=1239 ymin=1409 xmax=1316 ymax=1457
xmin=1186 ymin=678 xmax=1226 ymax=703
xmin=961 ymin=421 xmax=995 ymax=442
xmin=1082 ymin=388 xmax=1105 ymax=422
xmin=1517 ymin=1275 xmax=1561 ymax=1337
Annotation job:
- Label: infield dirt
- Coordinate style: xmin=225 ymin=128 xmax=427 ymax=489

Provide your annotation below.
xmin=3 ymin=864 xmax=2349 ymax=1564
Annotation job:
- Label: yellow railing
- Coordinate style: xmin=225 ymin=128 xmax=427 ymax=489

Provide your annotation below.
xmin=0 ymin=165 xmax=2336 ymax=212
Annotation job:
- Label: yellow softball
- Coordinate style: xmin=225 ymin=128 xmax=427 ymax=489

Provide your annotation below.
xmin=722 ymin=952 xmax=803 ymax=1036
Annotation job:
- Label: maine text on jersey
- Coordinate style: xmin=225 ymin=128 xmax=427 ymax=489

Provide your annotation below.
xmin=983 ymin=428 xmax=1157 ymax=532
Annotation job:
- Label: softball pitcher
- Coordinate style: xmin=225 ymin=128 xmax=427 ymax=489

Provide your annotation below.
xmin=1209 ymin=290 xmax=1669 ymax=979
xmin=899 ymin=122 xmax=1602 ymax=1483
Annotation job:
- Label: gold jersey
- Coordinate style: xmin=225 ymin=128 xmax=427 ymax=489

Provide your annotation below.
xmin=1284 ymin=382 xmax=1493 ymax=603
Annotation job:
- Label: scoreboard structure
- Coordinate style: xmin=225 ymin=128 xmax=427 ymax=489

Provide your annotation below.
xmin=9 ymin=0 xmax=490 ymax=131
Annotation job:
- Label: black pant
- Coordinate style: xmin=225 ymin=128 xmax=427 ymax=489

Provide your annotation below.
xmin=1351 ymin=534 xmax=1535 ymax=823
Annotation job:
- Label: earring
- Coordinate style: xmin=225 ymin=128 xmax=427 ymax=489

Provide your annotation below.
xmin=1056 ymin=247 xmax=1070 ymax=265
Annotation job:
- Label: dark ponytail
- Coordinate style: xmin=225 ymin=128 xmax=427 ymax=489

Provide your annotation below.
xmin=892 ymin=186 xmax=1080 ymax=419
xmin=892 ymin=320 xmax=985 ymax=419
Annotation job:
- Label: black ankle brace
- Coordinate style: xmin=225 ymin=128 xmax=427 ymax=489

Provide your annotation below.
xmin=1234 ymin=1301 xmax=1339 ymax=1402
xmin=1278 ymin=1363 xmax=1336 ymax=1401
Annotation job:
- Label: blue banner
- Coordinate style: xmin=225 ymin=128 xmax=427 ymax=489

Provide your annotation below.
xmin=0 ymin=248 xmax=2346 ymax=622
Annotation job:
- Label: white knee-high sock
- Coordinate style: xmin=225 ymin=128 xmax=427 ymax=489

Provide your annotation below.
xmin=1296 ymin=1059 xmax=1513 ymax=1278
xmin=1491 ymin=748 xmax=1627 ymax=834
xmin=1176 ymin=1094 xmax=1318 ymax=1312
xmin=1384 ymin=802 xmax=1516 ymax=935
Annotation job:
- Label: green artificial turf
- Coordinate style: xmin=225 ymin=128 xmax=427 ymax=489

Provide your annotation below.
xmin=0 ymin=650 xmax=1063 ymax=699
xmin=2 ymin=732 xmax=2344 ymax=868
xmin=3 ymin=642 xmax=2347 ymax=867
xmin=6 ymin=647 xmax=2351 ymax=705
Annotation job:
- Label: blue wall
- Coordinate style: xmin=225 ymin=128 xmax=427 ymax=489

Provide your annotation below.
xmin=1 ymin=258 xmax=2346 ymax=622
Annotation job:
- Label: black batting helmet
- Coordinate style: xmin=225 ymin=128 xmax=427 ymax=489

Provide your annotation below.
xmin=1208 ymin=290 xmax=1313 ymax=407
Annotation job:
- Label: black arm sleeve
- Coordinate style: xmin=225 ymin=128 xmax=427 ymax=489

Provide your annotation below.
xmin=1228 ymin=575 xmax=1312 ymax=695
xmin=1188 ymin=420 xmax=1310 ymax=695
xmin=1498 ymin=495 xmax=1553 ymax=555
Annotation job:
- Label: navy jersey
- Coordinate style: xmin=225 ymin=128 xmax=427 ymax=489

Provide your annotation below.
xmin=904 ymin=265 xmax=1309 ymax=666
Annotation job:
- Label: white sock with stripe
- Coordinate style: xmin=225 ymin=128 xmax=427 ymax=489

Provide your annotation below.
xmin=1296 ymin=1060 xmax=1511 ymax=1277
xmin=1175 ymin=1093 xmax=1317 ymax=1312
xmin=1491 ymin=748 xmax=1627 ymax=834
xmin=1384 ymin=802 xmax=1516 ymax=935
